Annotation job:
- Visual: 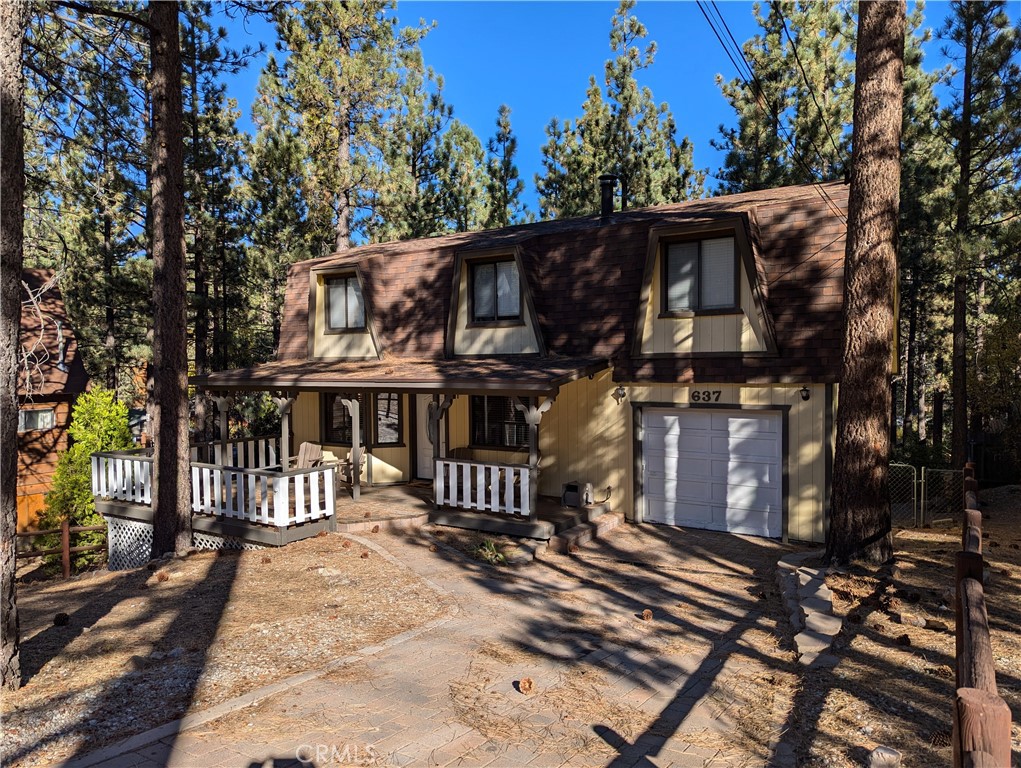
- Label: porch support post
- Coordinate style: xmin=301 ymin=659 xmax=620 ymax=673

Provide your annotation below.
xmin=273 ymin=392 xmax=297 ymax=469
xmin=428 ymin=395 xmax=455 ymax=509
xmin=516 ymin=391 xmax=556 ymax=521
xmin=212 ymin=393 xmax=231 ymax=464
xmin=340 ymin=396 xmax=361 ymax=500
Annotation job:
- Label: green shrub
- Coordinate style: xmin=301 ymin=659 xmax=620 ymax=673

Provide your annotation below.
xmin=41 ymin=388 xmax=134 ymax=570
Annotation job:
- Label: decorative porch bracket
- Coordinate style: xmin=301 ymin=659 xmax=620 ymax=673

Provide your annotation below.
xmin=212 ymin=393 xmax=232 ymax=463
xmin=272 ymin=392 xmax=297 ymax=469
xmin=340 ymin=396 xmax=361 ymax=500
xmin=429 ymin=395 xmax=456 ymax=509
xmin=515 ymin=391 xmax=557 ymax=522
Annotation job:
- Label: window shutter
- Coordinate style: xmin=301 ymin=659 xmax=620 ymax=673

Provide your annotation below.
xmin=473 ymin=263 xmax=495 ymax=320
xmin=700 ymin=237 xmax=735 ymax=308
xmin=666 ymin=243 xmax=698 ymax=310
xmin=347 ymin=279 xmax=365 ymax=328
xmin=496 ymin=260 xmax=520 ymax=318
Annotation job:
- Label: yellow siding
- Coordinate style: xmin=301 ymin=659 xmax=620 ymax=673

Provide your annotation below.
xmin=453 ymin=263 xmax=540 ymax=356
xmin=311 ymin=275 xmax=377 ymax=359
xmin=447 ymin=379 xmax=828 ymax=543
xmin=639 ymin=255 xmax=765 ymax=355
xmin=289 ymin=391 xmax=411 ymax=483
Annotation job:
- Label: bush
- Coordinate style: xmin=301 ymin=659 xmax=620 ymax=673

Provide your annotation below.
xmin=41 ymin=388 xmax=134 ymax=570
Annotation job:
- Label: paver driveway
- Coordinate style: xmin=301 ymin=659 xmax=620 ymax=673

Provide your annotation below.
xmin=75 ymin=524 xmax=804 ymax=768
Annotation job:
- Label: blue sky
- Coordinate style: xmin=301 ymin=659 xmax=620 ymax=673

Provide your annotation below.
xmin=220 ymin=1 xmax=975 ymax=208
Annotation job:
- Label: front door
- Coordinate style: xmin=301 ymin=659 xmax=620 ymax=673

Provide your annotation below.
xmin=416 ymin=394 xmax=444 ymax=479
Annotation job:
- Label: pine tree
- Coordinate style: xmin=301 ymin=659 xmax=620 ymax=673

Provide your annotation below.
xmin=439 ymin=119 xmax=487 ymax=233
xmin=536 ymin=0 xmax=702 ymax=219
xmin=484 ymin=105 xmax=526 ymax=228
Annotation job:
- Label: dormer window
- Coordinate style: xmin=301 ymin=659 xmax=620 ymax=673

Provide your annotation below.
xmin=325 ymin=275 xmax=365 ymax=331
xmin=663 ymin=236 xmax=737 ymax=313
xmin=470 ymin=259 xmax=521 ymax=323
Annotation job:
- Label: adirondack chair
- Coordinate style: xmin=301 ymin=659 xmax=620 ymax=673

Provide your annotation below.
xmin=293 ymin=441 xmax=324 ymax=469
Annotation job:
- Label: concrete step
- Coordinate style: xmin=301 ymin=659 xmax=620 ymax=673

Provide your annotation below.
xmin=547 ymin=512 xmax=623 ymax=554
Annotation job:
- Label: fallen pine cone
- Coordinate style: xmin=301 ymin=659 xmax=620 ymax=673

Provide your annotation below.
xmin=54 ymin=612 xmax=69 ymax=626
xmin=895 ymin=633 xmax=912 ymax=647
xmin=642 ymin=609 xmax=653 ymax=621
xmin=518 ymin=677 xmax=534 ymax=694
xmin=363 ymin=511 xmax=371 ymax=518
xmin=360 ymin=551 xmax=369 ymax=559
xmin=155 ymin=569 xmax=170 ymax=583
xmin=371 ymin=524 xmax=380 ymax=533
xmin=342 ymin=540 xmax=352 ymax=549
xmin=315 ymin=530 xmax=329 ymax=538
xmin=261 ymin=555 xmax=272 ymax=564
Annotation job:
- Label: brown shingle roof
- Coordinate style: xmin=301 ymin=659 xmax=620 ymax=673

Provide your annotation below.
xmin=18 ymin=269 xmax=89 ymax=399
xmin=275 ymin=182 xmax=849 ymax=384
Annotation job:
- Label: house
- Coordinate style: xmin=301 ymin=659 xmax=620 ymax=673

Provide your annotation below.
xmin=183 ymin=180 xmax=849 ymax=544
xmin=17 ymin=269 xmax=90 ymax=531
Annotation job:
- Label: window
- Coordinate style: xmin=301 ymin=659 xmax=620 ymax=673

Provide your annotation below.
xmin=325 ymin=275 xmax=365 ymax=331
xmin=470 ymin=395 xmax=529 ymax=449
xmin=374 ymin=393 xmax=402 ymax=446
xmin=321 ymin=393 xmax=401 ymax=446
xmin=322 ymin=393 xmax=367 ymax=445
xmin=470 ymin=259 xmax=521 ymax=322
xmin=18 ymin=408 xmax=55 ymax=432
xmin=664 ymin=236 xmax=737 ymax=312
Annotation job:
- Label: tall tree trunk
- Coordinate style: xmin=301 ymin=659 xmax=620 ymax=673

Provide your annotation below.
xmin=951 ymin=14 xmax=973 ymax=470
xmin=902 ymin=281 xmax=918 ymax=442
xmin=933 ymin=355 xmax=944 ymax=453
xmin=149 ymin=1 xmax=191 ymax=557
xmin=0 ymin=0 xmax=28 ymax=691
xmin=103 ymin=194 xmax=116 ymax=391
xmin=826 ymin=0 xmax=905 ymax=565
xmin=189 ymin=24 xmax=209 ymax=441
xmin=335 ymin=94 xmax=351 ymax=252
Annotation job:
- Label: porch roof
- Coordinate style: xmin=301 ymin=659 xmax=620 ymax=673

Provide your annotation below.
xmin=191 ymin=355 xmax=611 ymax=396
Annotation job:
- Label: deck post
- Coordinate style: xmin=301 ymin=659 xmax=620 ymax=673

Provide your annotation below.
xmin=273 ymin=392 xmax=297 ymax=469
xmin=429 ymin=395 xmax=455 ymax=509
xmin=515 ymin=392 xmax=556 ymax=521
xmin=340 ymin=396 xmax=361 ymax=500
xmin=213 ymin=393 xmax=231 ymax=465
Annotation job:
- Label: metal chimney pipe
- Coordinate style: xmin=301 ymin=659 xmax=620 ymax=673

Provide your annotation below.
xmin=598 ymin=174 xmax=618 ymax=223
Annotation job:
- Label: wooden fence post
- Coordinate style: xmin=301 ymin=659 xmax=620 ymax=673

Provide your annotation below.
xmin=953 ymin=688 xmax=1012 ymax=768
xmin=61 ymin=518 xmax=71 ymax=579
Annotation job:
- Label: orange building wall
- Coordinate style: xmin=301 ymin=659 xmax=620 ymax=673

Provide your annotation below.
xmin=16 ymin=400 xmax=71 ymax=531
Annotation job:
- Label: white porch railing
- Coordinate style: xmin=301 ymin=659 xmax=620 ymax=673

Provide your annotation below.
xmin=190 ymin=463 xmax=335 ymax=527
xmin=91 ymin=450 xmax=153 ymax=504
xmin=434 ymin=458 xmax=530 ymax=517
xmin=189 ymin=436 xmax=279 ymax=470
xmin=91 ymin=447 xmax=335 ymax=528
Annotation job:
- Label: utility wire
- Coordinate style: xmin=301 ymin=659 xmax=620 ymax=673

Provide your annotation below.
xmin=773 ymin=0 xmax=846 ymax=164
xmin=696 ymin=0 xmax=847 ymax=223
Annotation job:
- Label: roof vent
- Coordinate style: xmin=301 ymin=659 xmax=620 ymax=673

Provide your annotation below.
xmin=598 ymin=174 xmax=618 ymax=224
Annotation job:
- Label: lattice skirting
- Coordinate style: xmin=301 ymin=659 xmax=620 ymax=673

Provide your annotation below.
xmin=105 ymin=516 xmax=154 ymax=570
xmin=105 ymin=518 xmax=266 ymax=570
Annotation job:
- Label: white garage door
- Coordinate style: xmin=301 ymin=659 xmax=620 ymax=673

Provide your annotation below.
xmin=642 ymin=408 xmax=782 ymax=538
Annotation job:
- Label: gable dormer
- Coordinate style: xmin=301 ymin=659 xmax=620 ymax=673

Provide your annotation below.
xmin=446 ymin=247 xmax=545 ymax=357
xmin=308 ymin=265 xmax=382 ymax=360
xmin=633 ymin=216 xmax=776 ymax=357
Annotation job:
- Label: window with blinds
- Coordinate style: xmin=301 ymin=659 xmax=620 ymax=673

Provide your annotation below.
xmin=325 ymin=275 xmax=366 ymax=330
xmin=470 ymin=259 xmax=521 ymax=322
xmin=322 ymin=393 xmax=367 ymax=445
xmin=664 ymin=236 xmax=737 ymax=312
xmin=469 ymin=395 xmax=530 ymax=449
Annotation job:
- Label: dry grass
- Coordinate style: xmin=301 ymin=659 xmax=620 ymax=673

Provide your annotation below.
xmin=1 ymin=534 xmax=450 ymax=767
xmin=794 ymin=485 xmax=1021 ymax=767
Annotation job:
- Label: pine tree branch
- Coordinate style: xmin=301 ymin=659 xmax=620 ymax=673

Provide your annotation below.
xmin=52 ymin=1 xmax=153 ymax=32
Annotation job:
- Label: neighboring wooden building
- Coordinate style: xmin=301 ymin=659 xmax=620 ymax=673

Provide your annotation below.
xmin=189 ymin=181 xmax=851 ymax=543
xmin=17 ymin=269 xmax=89 ymax=531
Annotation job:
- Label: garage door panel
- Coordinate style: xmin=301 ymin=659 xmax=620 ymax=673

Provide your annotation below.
xmin=643 ymin=409 xmax=782 ymax=538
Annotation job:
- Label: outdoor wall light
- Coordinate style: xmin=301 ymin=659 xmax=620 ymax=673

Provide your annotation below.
xmin=612 ymin=385 xmax=628 ymax=405
xmin=800 ymin=386 xmax=811 ymax=402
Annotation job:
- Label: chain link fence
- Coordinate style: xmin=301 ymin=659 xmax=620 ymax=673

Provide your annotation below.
xmin=921 ymin=467 xmax=964 ymax=526
xmin=889 ymin=463 xmax=918 ymax=528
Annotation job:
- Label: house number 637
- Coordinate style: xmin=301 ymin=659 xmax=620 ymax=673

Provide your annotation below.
xmin=690 ymin=390 xmax=722 ymax=402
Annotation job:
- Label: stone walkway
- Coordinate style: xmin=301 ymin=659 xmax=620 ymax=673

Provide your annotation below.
xmin=70 ymin=524 xmax=803 ymax=768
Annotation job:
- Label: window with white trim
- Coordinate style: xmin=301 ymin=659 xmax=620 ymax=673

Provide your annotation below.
xmin=664 ymin=236 xmax=737 ymax=312
xmin=18 ymin=408 xmax=55 ymax=432
xmin=470 ymin=259 xmax=521 ymax=323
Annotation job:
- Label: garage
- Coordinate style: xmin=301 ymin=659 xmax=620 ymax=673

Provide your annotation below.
xmin=641 ymin=408 xmax=783 ymax=538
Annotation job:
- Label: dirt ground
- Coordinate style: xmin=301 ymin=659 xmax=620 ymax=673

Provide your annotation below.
xmin=793 ymin=485 xmax=1021 ymax=767
xmin=0 ymin=533 xmax=451 ymax=768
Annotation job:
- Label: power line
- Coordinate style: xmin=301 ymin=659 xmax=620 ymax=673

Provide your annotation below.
xmin=696 ymin=0 xmax=847 ymax=223
xmin=773 ymin=0 xmax=846 ymax=164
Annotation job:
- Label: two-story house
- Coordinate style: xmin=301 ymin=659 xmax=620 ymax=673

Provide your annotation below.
xmin=187 ymin=180 xmax=848 ymax=545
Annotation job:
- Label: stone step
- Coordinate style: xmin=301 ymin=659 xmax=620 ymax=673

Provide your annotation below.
xmin=547 ymin=512 xmax=623 ymax=554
